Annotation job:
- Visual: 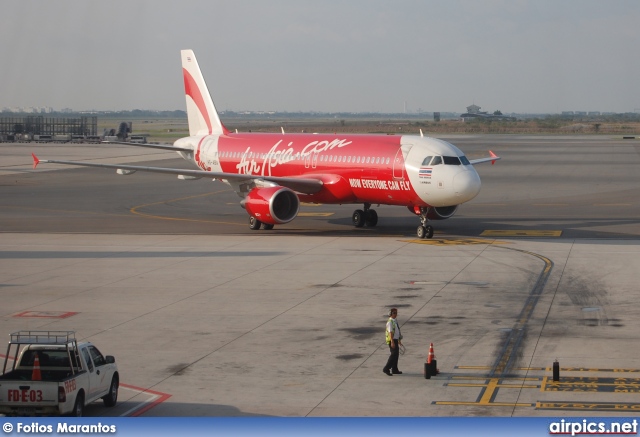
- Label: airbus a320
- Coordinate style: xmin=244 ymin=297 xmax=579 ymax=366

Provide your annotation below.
xmin=32 ymin=49 xmax=500 ymax=239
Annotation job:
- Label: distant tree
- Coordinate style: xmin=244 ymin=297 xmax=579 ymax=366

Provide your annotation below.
xmin=494 ymin=110 xmax=503 ymax=116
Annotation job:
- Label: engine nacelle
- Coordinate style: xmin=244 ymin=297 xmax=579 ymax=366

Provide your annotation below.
xmin=242 ymin=186 xmax=300 ymax=225
xmin=427 ymin=205 xmax=459 ymax=220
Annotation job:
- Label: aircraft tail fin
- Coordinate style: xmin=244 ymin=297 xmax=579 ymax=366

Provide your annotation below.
xmin=181 ymin=49 xmax=229 ymax=136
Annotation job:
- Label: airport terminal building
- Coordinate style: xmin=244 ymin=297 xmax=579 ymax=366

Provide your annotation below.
xmin=0 ymin=115 xmax=98 ymax=142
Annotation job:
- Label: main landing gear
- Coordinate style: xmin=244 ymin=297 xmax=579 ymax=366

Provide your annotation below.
xmin=352 ymin=203 xmax=378 ymax=228
xmin=248 ymin=216 xmax=274 ymax=231
xmin=415 ymin=206 xmax=434 ymax=239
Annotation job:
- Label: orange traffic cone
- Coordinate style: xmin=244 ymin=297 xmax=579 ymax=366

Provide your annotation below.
xmin=32 ymin=354 xmax=42 ymax=381
xmin=425 ymin=343 xmax=438 ymax=379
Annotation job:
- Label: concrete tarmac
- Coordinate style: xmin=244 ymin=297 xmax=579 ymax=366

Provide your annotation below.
xmin=1 ymin=136 xmax=640 ymax=417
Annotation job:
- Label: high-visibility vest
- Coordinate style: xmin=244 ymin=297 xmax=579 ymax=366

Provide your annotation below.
xmin=385 ymin=317 xmax=402 ymax=344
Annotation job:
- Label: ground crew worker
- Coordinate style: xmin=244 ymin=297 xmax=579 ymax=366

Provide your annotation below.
xmin=383 ymin=308 xmax=402 ymax=376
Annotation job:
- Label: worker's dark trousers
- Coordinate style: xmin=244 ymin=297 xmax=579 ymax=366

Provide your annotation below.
xmin=383 ymin=343 xmax=400 ymax=372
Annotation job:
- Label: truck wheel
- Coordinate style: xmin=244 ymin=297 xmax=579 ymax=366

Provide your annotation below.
xmin=72 ymin=393 xmax=84 ymax=417
xmin=103 ymin=375 xmax=119 ymax=407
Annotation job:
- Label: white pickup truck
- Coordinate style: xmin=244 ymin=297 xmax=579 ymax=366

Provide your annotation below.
xmin=0 ymin=331 xmax=119 ymax=416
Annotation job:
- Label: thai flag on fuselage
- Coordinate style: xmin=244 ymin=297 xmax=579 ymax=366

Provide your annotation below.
xmin=419 ymin=167 xmax=432 ymax=178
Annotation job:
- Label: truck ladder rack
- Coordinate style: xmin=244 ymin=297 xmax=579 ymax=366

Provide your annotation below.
xmin=3 ymin=331 xmax=80 ymax=376
xmin=9 ymin=331 xmax=76 ymax=346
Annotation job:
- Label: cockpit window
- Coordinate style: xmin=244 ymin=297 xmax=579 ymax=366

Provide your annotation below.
xmin=460 ymin=156 xmax=470 ymax=165
xmin=421 ymin=156 xmax=433 ymax=166
xmin=431 ymin=156 xmax=443 ymax=165
xmin=443 ymin=156 xmax=461 ymax=165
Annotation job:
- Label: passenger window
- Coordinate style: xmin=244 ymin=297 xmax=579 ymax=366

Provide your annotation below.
xmin=443 ymin=156 xmax=461 ymax=165
xmin=431 ymin=156 xmax=442 ymax=165
xmin=82 ymin=348 xmax=94 ymax=373
xmin=421 ymin=156 xmax=433 ymax=166
xmin=88 ymin=346 xmax=106 ymax=367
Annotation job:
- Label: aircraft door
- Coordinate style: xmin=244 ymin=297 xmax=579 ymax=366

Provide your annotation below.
xmin=393 ymin=146 xmax=408 ymax=180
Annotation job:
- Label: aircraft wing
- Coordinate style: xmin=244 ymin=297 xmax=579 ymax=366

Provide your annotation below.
xmin=102 ymin=141 xmax=192 ymax=153
xmin=469 ymin=150 xmax=501 ymax=165
xmin=31 ymin=154 xmax=324 ymax=195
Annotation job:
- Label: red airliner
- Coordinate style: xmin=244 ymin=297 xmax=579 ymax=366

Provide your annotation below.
xmin=32 ymin=49 xmax=499 ymax=238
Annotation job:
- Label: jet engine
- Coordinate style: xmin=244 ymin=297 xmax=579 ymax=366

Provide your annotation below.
xmin=427 ymin=205 xmax=458 ymax=220
xmin=242 ymin=186 xmax=300 ymax=225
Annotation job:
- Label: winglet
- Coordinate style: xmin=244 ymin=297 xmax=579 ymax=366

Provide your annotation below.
xmin=489 ymin=150 xmax=498 ymax=165
xmin=32 ymin=153 xmax=40 ymax=169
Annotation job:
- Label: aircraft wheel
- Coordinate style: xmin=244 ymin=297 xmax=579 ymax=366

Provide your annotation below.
xmin=364 ymin=209 xmax=378 ymax=227
xmin=425 ymin=225 xmax=434 ymax=239
xmin=261 ymin=223 xmax=274 ymax=230
xmin=352 ymin=209 xmax=365 ymax=228
xmin=417 ymin=225 xmax=427 ymax=239
xmin=249 ymin=216 xmax=262 ymax=230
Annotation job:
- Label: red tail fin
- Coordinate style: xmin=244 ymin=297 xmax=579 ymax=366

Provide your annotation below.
xmin=32 ymin=153 xmax=40 ymax=169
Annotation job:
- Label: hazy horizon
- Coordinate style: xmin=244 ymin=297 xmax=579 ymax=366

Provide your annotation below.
xmin=1 ymin=1 xmax=639 ymax=114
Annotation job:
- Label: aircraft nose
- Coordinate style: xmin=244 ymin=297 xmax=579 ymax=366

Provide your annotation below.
xmin=453 ymin=169 xmax=481 ymax=202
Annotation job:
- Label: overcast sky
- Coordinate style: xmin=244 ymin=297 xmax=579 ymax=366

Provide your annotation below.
xmin=1 ymin=0 xmax=639 ymax=114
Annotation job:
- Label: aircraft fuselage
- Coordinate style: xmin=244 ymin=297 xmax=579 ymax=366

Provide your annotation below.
xmin=174 ymin=132 xmax=481 ymax=208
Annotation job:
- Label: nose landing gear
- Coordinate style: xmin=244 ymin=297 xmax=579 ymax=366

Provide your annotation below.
xmin=415 ymin=206 xmax=434 ymax=239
